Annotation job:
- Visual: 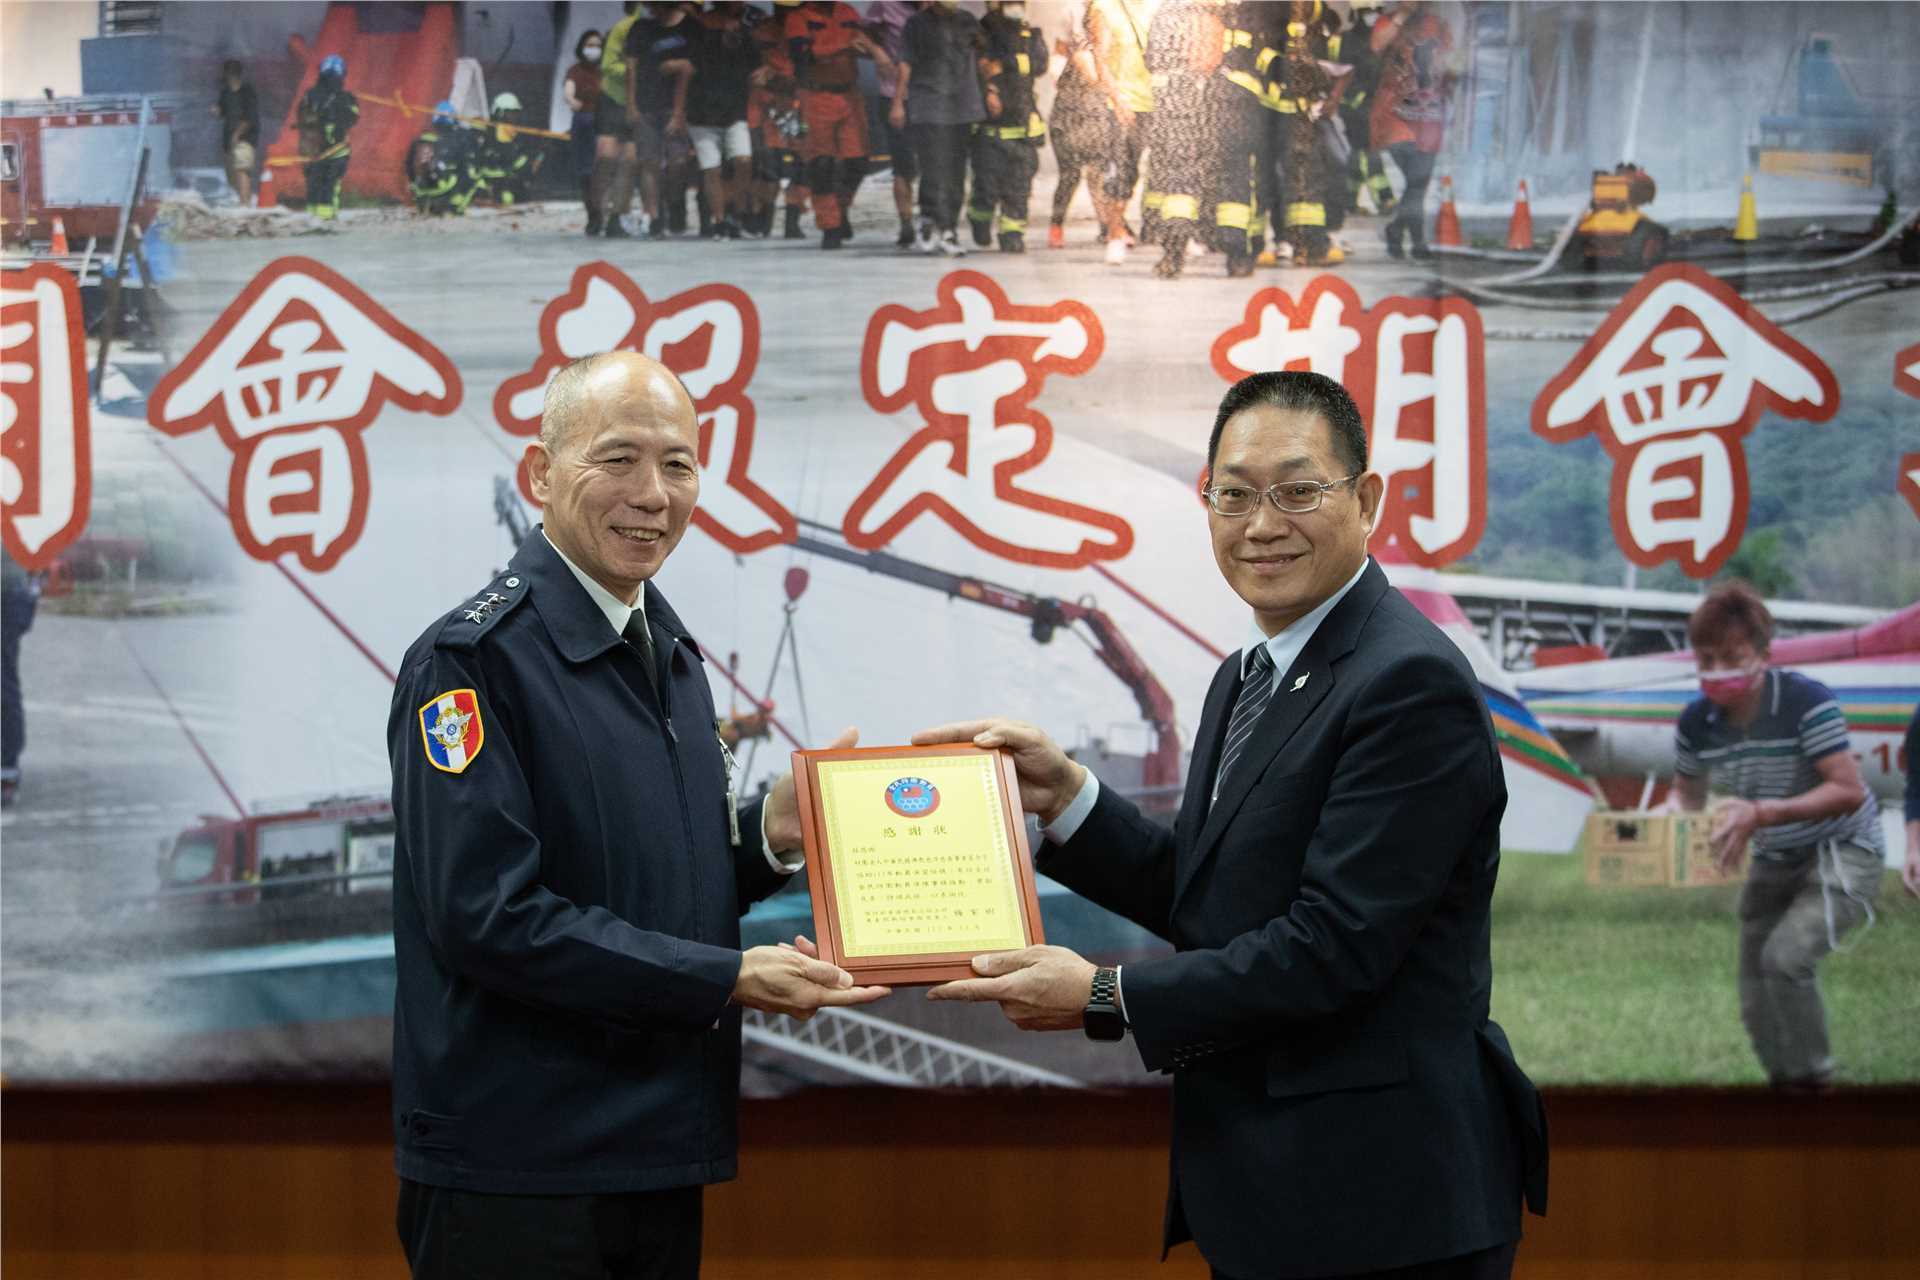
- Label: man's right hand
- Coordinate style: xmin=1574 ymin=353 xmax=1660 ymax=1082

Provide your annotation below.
xmin=913 ymin=718 xmax=1087 ymax=826
xmin=732 ymin=937 xmax=890 ymax=1021
xmin=888 ymin=99 xmax=907 ymax=130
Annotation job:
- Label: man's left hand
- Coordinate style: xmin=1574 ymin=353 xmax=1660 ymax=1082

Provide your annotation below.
xmin=764 ymin=726 xmax=858 ymax=853
xmin=926 ymin=945 xmax=1096 ymax=1031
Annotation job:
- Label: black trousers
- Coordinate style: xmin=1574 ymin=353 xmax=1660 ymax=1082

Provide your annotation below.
xmin=911 ymin=121 xmax=971 ymax=231
xmin=397 ymin=1179 xmax=703 ymax=1280
xmin=968 ymin=134 xmax=1040 ymax=233
xmin=1214 ymin=1239 xmax=1518 ymax=1280
xmin=304 ymin=152 xmax=349 ymax=214
xmin=1210 ymin=84 xmax=1266 ymax=257
xmin=1386 ymin=142 xmax=1437 ymax=250
xmin=1144 ymin=79 xmax=1213 ymax=251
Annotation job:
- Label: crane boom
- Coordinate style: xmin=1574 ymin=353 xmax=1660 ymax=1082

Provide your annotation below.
xmin=789 ymin=521 xmax=1181 ymax=788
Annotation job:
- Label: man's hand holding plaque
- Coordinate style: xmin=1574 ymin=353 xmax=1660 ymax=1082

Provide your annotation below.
xmin=912 ymin=718 xmax=1106 ymax=1028
xmin=731 ymin=934 xmax=891 ymax=1022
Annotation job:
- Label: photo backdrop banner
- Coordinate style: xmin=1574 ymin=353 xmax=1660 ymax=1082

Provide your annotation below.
xmin=2 ymin=0 xmax=1915 ymax=1089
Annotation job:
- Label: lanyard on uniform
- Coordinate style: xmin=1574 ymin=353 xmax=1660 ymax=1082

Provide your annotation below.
xmin=717 ymin=726 xmax=742 ymax=845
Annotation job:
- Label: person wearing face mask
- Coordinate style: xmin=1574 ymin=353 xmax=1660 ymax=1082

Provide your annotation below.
xmin=565 ymin=30 xmax=605 ymax=232
xmin=1673 ymin=582 xmax=1885 ymax=1093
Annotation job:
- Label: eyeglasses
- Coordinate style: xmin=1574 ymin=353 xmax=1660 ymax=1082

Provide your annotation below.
xmin=1203 ymin=475 xmax=1360 ymax=517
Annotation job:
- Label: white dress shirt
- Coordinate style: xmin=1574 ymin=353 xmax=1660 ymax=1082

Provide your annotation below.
xmin=1042 ymin=557 xmax=1372 ymax=1024
xmin=544 ymin=530 xmax=800 ymax=874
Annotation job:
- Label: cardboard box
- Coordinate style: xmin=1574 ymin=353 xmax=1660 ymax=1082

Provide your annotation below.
xmin=1582 ymin=810 xmax=1747 ymax=889
xmin=1583 ymin=811 xmax=1673 ymax=887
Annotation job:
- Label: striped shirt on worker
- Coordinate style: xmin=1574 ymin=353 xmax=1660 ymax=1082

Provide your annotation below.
xmin=1675 ymin=668 xmax=1883 ymax=860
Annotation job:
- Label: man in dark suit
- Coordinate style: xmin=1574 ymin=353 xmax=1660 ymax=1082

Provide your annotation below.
xmin=921 ymin=370 xmax=1547 ymax=1280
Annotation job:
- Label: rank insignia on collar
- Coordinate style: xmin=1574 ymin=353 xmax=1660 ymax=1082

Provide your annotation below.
xmin=419 ymin=688 xmax=485 ymax=774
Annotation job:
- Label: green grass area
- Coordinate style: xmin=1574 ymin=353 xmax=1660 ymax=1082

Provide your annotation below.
xmin=1488 ymin=852 xmax=1920 ymax=1086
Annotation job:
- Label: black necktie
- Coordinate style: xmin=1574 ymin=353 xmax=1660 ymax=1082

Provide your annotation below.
xmin=623 ymin=612 xmax=658 ymax=693
xmin=1213 ymin=645 xmax=1275 ymax=803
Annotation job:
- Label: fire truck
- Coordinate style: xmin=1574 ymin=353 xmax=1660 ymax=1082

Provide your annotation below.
xmin=153 ymin=792 xmax=395 ymax=948
xmin=0 ymin=94 xmax=170 ymax=252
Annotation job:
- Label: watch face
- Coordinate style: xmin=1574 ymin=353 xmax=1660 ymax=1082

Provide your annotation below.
xmin=1084 ymin=1005 xmax=1125 ymax=1041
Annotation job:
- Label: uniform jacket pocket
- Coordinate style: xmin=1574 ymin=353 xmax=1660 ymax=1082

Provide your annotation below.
xmin=399 ymin=1108 xmax=464 ymax=1153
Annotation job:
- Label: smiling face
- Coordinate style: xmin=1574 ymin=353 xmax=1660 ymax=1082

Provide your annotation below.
xmin=527 ymin=355 xmax=700 ymax=603
xmin=1207 ymin=404 xmax=1382 ymax=637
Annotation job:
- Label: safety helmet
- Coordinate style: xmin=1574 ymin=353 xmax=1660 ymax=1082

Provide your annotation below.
xmin=433 ymin=99 xmax=458 ymax=125
xmin=319 ymin=54 xmax=346 ymax=78
xmin=491 ymin=91 xmax=523 ymax=116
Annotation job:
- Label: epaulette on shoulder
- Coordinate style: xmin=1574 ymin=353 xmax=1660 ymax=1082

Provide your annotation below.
xmin=435 ymin=570 xmax=531 ymax=651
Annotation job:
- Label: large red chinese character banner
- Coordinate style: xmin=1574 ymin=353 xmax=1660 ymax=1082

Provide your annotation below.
xmin=147 ymin=256 xmax=462 ymax=571
xmin=494 ymin=263 xmax=796 ymax=553
xmin=1531 ymin=265 xmax=1841 ymax=578
xmin=7 ymin=0 xmax=1917 ymax=1093
xmin=1 ymin=264 xmax=92 ymax=571
xmin=1210 ymin=278 xmax=1487 ymax=567
xmin=848 ymin=270 xmax=1130 ymax=569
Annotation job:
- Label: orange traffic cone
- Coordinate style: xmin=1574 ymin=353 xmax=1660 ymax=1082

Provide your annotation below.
xmin=49 ymin=215 xmax=69 ymax=256
xmin=1433 ymin=174 xmax=1463 ymax=248
xmin=257 ymin=166 xmax=276 ymax=208
xmin=1505 ymin=179 xmax=1534 ymax=251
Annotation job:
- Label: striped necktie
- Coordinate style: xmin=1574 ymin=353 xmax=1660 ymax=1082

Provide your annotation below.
xmin=1213 ymin=644 xmax=1275 ymax=803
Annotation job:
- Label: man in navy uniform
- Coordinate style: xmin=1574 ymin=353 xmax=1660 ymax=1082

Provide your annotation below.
xmin=389 ymin=351 xmax=887 ymax=1278
xmin=921 ymin=371 xmax=1546 ymax=1279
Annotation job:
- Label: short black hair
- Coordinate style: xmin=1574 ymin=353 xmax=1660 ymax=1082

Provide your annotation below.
xmin=1206 ymin=371 xmax=1368 ymax=478
xmin=222 ymin=59 xmax=244 ymax=78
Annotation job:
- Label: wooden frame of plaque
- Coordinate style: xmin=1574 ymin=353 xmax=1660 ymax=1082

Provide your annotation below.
xmin=791 ymin=744 xmax=1046 ymax=986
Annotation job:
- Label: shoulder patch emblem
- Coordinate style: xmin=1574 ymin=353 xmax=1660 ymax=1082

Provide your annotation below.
xmin=418 ymin=689 xmax=485 ymax=774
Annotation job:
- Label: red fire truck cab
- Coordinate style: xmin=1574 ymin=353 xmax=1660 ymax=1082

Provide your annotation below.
xmin=1 ymin=95 xmax=170 ymax=251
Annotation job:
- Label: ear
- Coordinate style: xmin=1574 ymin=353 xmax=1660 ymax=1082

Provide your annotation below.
xmin=525 ymin=442 xmax=554 ymax=507
xmin=1355 ymin=470 xmax=1386 ymax=534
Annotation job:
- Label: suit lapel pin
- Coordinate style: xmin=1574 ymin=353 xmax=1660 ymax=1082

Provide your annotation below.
xmin=1290 ymin=673 xmax=1310 ymax=693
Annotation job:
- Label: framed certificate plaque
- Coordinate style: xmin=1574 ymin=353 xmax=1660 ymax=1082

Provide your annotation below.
xmin=791 ymin=744 xmax=1046 ymax=986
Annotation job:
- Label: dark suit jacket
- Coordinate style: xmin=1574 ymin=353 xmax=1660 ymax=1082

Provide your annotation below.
xmin=1040 ymin=560 xmax=1548 ymax=1278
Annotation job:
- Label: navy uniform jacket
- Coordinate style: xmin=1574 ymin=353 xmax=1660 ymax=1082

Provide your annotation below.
xmin=1041 ymin=561 xmax=1548 ymax=1277
xmin=388 ymin=529 xmax=790 ymax=1194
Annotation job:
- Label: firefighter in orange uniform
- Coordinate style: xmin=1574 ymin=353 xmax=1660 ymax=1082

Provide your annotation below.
xmin=785 ymin=0 xmax=874 ymax=249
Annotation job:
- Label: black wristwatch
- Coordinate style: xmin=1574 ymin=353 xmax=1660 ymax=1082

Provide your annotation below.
xmin=1084 ymin=966 xmax=1125 ymax=1041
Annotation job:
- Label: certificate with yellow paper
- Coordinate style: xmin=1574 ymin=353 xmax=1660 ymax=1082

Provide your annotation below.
xmin=792 ymin=745 xmax=1046 ymax=986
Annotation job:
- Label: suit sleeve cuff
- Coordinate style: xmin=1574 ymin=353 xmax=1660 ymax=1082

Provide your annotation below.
xmin=1042 ymin=771 xmax=1100 ymax=844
